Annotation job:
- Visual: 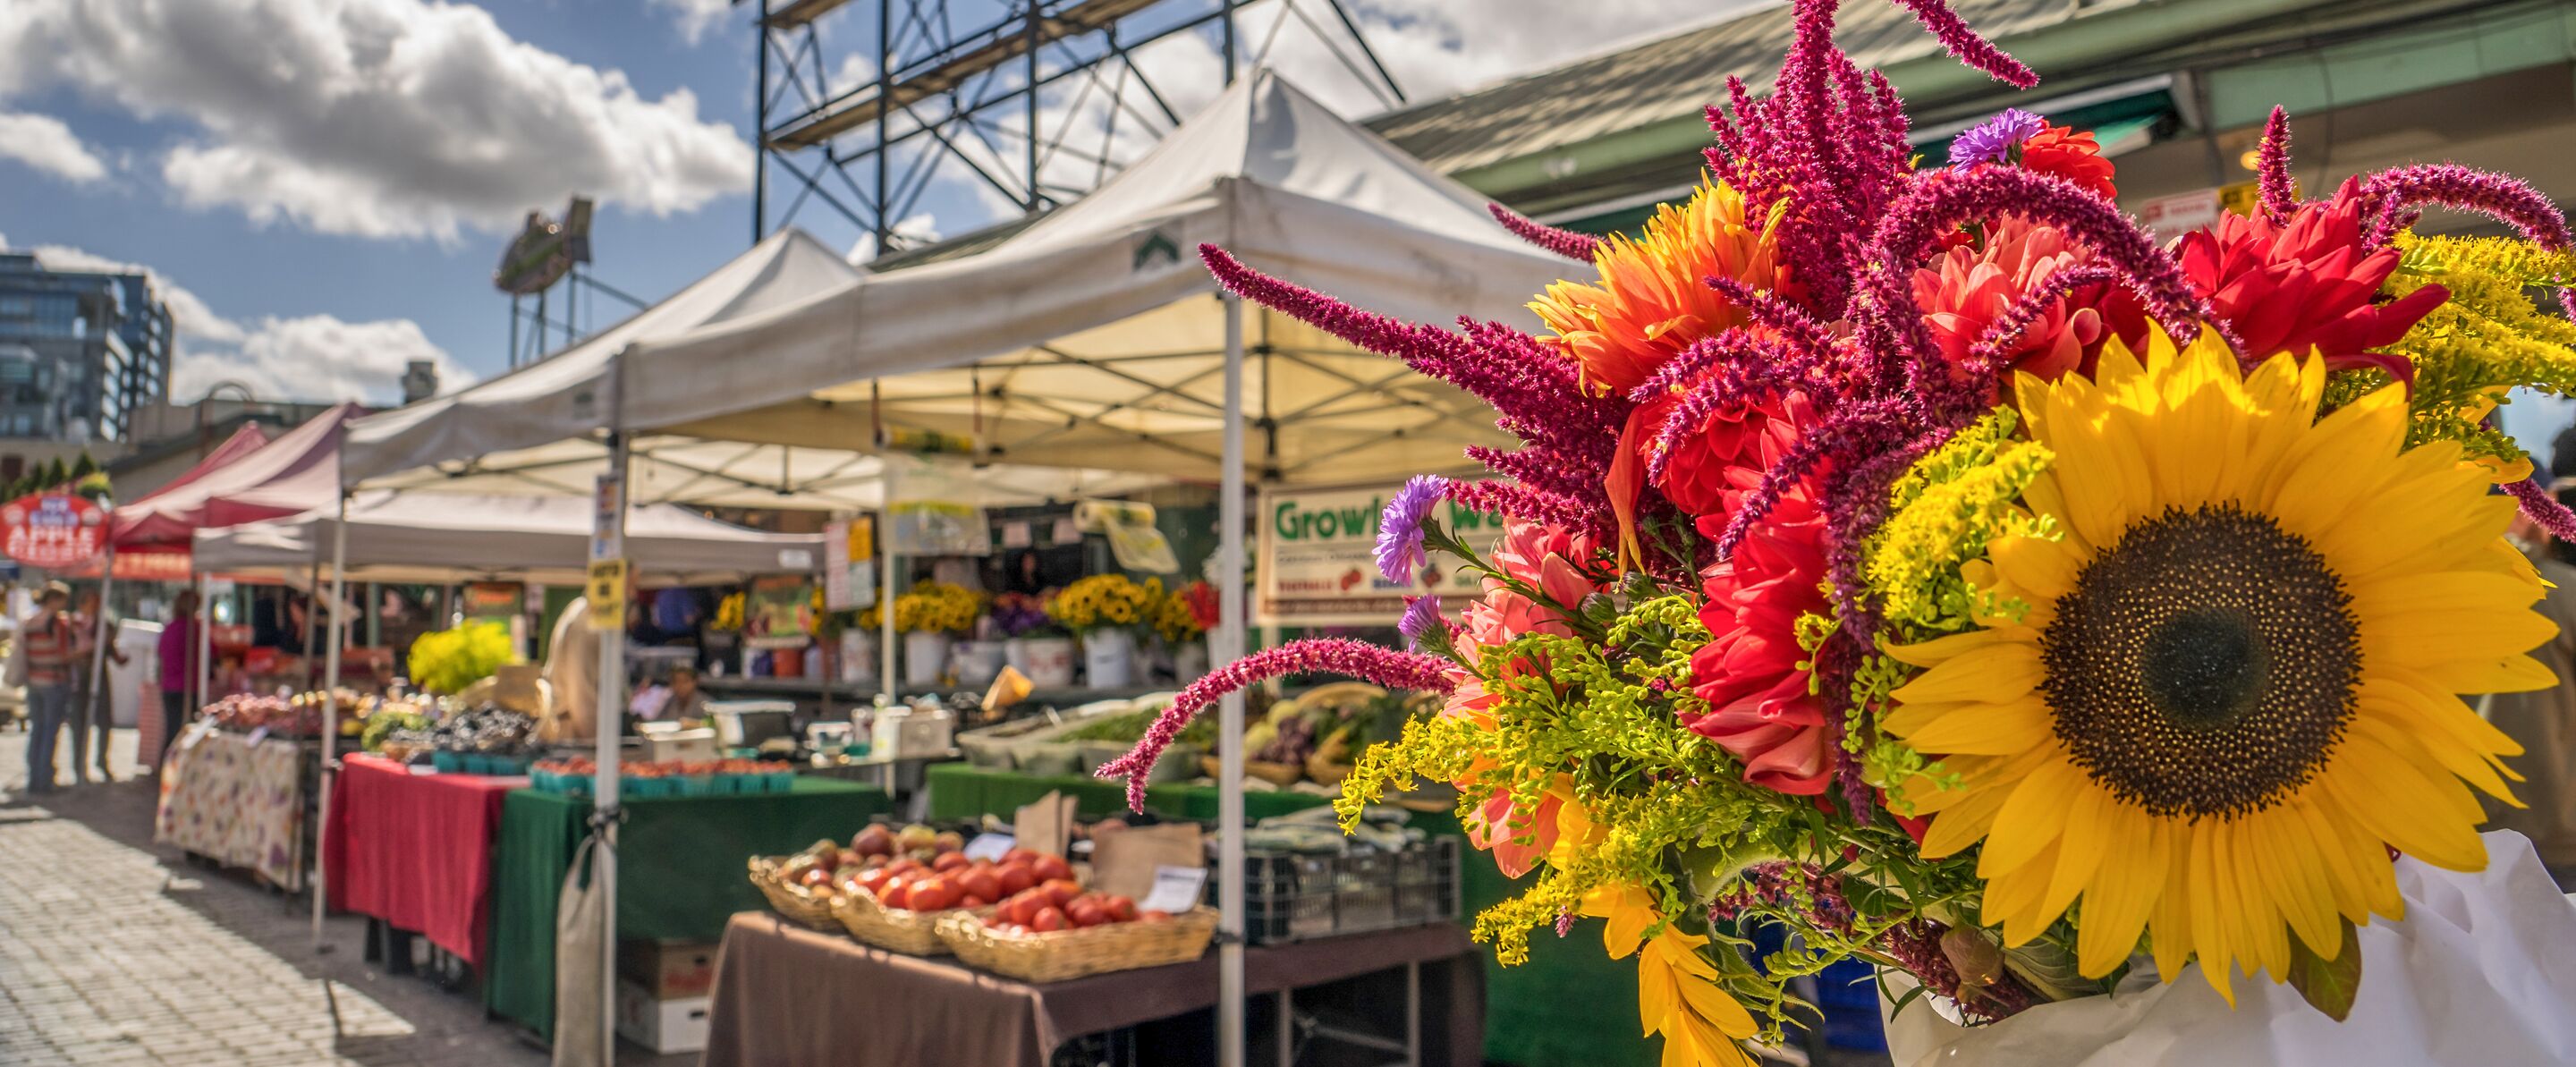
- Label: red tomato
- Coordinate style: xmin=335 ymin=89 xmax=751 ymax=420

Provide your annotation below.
xmin=797 ymin=866 xmax=833 ymax=888
xmin=908 ymin=876 xmax=959 ymax=912
xmin=996 ymin=865 xmax=1036 ymax=895
xmin=960 ymin=894 xmax=992 ymax=910
xmin=959 ymin=868 xmax=1002 ymax=903
xmin=1137 ymin=910 xmax=1173 ymax=923
xmin=1103 ymin=895 xmax=1138 ymax=922
xmin=932 ymin=851 xmax=971 ymax=873
xmin=1002 ymin=847 xmax=1040 ymax=867
xmin=854 ymin=868 xmax=894 ymax=895
xmin=878 ymin=878 xmax=913 ymax=910
xmin=1030 ymin=906 xmax=1068 ymax=933
xmin=886 ymin=859 xmax=926 ymax=877
xmin=1030 ymin=854 xmax=1072 ymax=883
xmin=1040 ymin=878 xmax=1082 ymax=907
xmin=1065 ymin=900 xmax=1108 ymax=927
xmin=1000 ymin=891 xmax=1041 ymax=926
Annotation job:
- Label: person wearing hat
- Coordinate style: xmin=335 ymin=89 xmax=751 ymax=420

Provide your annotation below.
xmin=13 ymin=582 xmax=80 ymax=793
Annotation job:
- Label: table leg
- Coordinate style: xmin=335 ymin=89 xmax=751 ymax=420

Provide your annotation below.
xmin=1276 ymin=987 xmax=1292 ymax=1067
xmin=1404 ymin=960 xmax=1419 ymax=1067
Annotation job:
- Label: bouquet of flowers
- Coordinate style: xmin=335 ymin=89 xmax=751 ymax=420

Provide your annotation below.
xmin=1099 ymin=2 xmax=2576 ymax=1062
xmin=711 ymin=591 xmax=747 ymax=633
xmin=406 ymin=620 xmax=518 ymax=696
xmin=990 ymin=591 xmax=1056 ymax=638
xmin=1143 ymin=578 xmax=1221 ymax=644
xmin=1048 ymin=573 xmax=1152 ymax=634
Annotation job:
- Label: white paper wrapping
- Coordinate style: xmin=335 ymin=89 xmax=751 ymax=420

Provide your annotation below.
xmin=1881 ymin=830 xmax=2576 ymax=1066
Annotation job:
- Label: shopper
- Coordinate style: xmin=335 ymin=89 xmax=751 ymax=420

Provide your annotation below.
xmin=540 ymin=594 xmax=599 ymax=742
xmin=14 ymin=583 xmax=79 ymax=794
xmin=155 ymin=589 xmax=200 ymax=775
xmin=68 ymin=589 xmax=128 ymax=784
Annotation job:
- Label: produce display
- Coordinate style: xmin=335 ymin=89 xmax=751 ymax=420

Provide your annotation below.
xmin=202 ymin=691 xmax=363 ymax=740
xmin=530 ymin=756 xmax=793 ymax=795
xmin=358 ymin=705 xmax=433 ymax=757
xmin=808 ymin=823 xmax=1075 ymax=914
xmin=972 ymin=881 xmax=1159 ymax=936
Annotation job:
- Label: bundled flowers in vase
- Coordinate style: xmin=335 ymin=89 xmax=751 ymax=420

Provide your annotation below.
xmin=1048 ymin=573 xmax=1152 ymax=635
xmin=407 ymin=620 xmax=518 ymax=695
xmin=990 ymin=591 xmax=1056 ymax=638
xmin=1147 ymin=579 xmax=1221 ymax=644
xmin=861 ymin=580 xmax=981 ymax=634
xmin=710 ymin=591 xmax=746 ymax=632
xmin=1097 ymin=1 xmax=2576 ymax=1061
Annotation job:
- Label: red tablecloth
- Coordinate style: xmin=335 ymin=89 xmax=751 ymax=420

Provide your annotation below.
xmin=325 ymin=754 xmax=524 ymax=965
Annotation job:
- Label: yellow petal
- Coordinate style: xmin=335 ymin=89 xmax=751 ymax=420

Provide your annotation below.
xmin=2318 ymin=741 xmax=2489 ymax=871
xmin=2076 ymin=809 xmax=2165 ymax=978
xmin=1885 ymin=699 xmax=2053 ymax=756
xmin=1979 ymin=758 xmax=2082 ymax=876
xmin=1989 ymin=534 xmax=2081 ymax=602
xmin=1889 ymin=640 xmax=2044 ymax=706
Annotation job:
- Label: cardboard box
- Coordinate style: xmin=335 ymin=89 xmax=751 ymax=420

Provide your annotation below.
xmin=620 ymin=940 xmax=719 ymax=1000
xmin=615 ymin=980 xmax=709 ymax=1054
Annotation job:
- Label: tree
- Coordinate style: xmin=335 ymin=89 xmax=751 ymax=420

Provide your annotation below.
xmin=40 ymin=458 xmax=67 ymax=491
xmin=68 ymin=453 xmax=96 ymax=480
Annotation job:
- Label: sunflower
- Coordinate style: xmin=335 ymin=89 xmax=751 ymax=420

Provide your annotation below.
xmin=1885 ymin=327 xmax=2553 ymax=1003
xmin=1530 ymin=178 xmax=1788 ymax=395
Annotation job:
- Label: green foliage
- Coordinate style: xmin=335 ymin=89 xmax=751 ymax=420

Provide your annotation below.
xmin=2386 ymin=233 xmax=2576 ymax=466
xmin=406 ymin=620 xmax=518 ymax=695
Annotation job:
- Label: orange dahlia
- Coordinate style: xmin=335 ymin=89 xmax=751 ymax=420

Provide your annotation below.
xmin=1531 ymin=179 xmax=1790 ymax=395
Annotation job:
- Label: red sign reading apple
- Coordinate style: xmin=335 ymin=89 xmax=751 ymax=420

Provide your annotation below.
xmin=1 ymin=493 xmax=106 ymax=568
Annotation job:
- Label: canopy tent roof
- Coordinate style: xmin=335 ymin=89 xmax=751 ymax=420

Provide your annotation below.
xmin=192 ymin=491 xmax=825 ymax=586
xmin=134 ymin=422 xmax=273 ymax=503
xmin=341 ymin=69 xmax=1573 ymax=494
xmin=111 ymin=402 xmax=360 ymax=551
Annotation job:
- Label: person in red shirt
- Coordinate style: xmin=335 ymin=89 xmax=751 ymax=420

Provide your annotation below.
xmin=154 ymin=589 xmax=200 ymax=778
xmin=18 ymin=582 xmax=77 ymax=794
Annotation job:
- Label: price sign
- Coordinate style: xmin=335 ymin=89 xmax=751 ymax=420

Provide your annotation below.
xmin=587 ymin=558 xmax=628 ymax=631
xmin=1140 ymin=865 xmax=1209 ymax=914
xmin=962 ymin=833 xmax=1016 ymax=862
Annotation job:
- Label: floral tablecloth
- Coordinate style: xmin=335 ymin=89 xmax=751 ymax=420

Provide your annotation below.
xmin=156 ymin=724 xmax=309 ymax=890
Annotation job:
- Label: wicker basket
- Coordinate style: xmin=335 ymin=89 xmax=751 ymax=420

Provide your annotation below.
xmin=830 ymin=888 xmax=989 ymax=955
xmin=936 ymin=906 xmax=1219 ymax=982
xmin=746 ymin=856 xmax=841 ymax=931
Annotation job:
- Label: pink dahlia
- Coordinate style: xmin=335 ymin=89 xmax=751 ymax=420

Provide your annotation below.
xmin=1913 ymin=219 xmax=2104 ymax=385
xmin=2174 ymin=176 xmax=2449 ymax=377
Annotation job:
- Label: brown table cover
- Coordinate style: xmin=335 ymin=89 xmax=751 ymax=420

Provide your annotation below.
xmin=703 ymin=912 xmax=1485 ymax=1067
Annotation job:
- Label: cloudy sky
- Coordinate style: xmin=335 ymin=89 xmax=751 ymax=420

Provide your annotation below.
xmin=0 ymin=0 xmax=1732 ymax=409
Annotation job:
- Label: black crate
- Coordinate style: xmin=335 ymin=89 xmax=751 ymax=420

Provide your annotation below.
xmin=1229 ymin=836 xmax=1461 ymax=944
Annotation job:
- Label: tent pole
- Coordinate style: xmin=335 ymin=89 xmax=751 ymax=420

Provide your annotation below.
xmin=1216 ymin=292 xmax=1247 ymax=1067
xmin=312 ymin=491 xmax=349 ymax=951
xmin=83 ymin=546 xmax=115 ymax=779
xmin=879 ymin=517 xmax=896 ymax=708
xmin=195 ymin=573 xmax=211 ymax=714
xmin=593 ymin=363 xmax=632 ymax=1067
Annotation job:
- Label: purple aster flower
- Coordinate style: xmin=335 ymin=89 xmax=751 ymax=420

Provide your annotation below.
xmin=1375 ymin=475 xmax=1449 ymax=584
xmin=1948 ymin=108 xmax=2044 ymax=166
xmin=1397 ymin=595 xmax=1445 ymax=650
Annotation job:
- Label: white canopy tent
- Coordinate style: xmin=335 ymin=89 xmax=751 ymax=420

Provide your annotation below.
xmin=191 ymin=491 xmax=823 ymax=586
xmin=336 ymin=69 xmax=1574 ymax=1066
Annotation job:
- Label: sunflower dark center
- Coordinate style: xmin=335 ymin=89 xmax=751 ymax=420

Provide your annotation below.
xmin=2039 ymin=504 xmax=2360 ymax=819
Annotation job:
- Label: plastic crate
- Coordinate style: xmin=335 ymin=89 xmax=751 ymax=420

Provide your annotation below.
xmin=1231 ymin=837 xmax=1461 ymax=944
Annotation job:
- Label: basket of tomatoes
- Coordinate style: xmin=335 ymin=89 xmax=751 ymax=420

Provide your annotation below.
xmin=834 ymin=842 xmax=1073 ymax=955
xmin=747 ymin=845 xmax=849 ymax=931
xmin=937 ymin=885 xmax=1217 ymax=983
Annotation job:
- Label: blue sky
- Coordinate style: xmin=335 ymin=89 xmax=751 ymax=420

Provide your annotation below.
xmin=0 ymin=0 xmax=1722 ymax=409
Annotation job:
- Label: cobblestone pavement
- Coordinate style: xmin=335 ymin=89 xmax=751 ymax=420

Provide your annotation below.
xmin=0 ymin=726 xmax=679 ymax=1067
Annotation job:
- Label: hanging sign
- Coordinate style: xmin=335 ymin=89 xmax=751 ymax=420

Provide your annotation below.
xmin=0 ymin=493 xmax=106 ymax=569
xmin=823 ymin=516 xmax=875 ymax=611
xmin=589 ymin=471 xmax=623 ymax=562
xmin=461 ymin=582 xmax=525 ymax=622
xmin=1255 ymin=482 xmax=1499 ymax=627
xmin=745 ymin=573 xmax=812 ymax=650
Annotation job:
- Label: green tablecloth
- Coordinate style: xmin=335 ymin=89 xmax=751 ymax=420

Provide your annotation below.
xmin=924 ymin=764 xmax=1649 ymax=1066
xmin=486 ymin=777 xmax=891 ymax=1039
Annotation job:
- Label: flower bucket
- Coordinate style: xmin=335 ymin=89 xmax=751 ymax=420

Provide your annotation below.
xmin=1081 ymin=629 xmax=1135 ymax=689
xmin=1007 ymin=636 xmax=1077 ymax=688
xmin=902 ymin=631 xmax=951 ymax=689
xmin=1172 ymin=639 xmax=1209 ymax=684
xmin=838 ymin=630 xmax=874 ymax=684
xmin=949 ymin=639 xmax=1007 ymax=689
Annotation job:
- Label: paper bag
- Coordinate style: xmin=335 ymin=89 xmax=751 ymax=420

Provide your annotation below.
xmin=1089 ymin=823 xmax=1205 ymax=901
xmin=1013 ymin=791 xmax=1079 ymax=857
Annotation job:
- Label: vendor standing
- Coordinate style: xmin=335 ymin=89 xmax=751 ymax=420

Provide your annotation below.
xmin=14 ymin=582 xmax=77 ymax=794
xmin=153 ymin=589 xmax=200 ymax=776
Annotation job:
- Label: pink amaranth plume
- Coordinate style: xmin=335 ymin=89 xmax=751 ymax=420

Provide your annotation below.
xmin=2358 ymin=163 xmax=2576 ymax=317
xmin=2257 ymin=107 xmax=2297 ymax=224
xmin=2507 ymin=478 xmax=2576 ymax=544
xmin=1487 ymin=203 xmax=1601 ymax=262
xmin=1095 ymin=639 xmax=1457 ymax=810
xmin=1889 ymin=0 xmax=2038 ymax=88
xmin=1700 ymin=275 xmax=1843 ymax=365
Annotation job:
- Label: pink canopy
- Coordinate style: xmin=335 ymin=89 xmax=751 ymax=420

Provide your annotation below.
xmin=110 ymin=402 xmax=359 ymax=553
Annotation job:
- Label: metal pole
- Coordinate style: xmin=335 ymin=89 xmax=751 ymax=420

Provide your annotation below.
xmin=312 ymin=491 xmax=349 ymax=950
xmin=874 ymin=0 xmax=891 ymax=254
xmin=880 ymin=529 xmax=898 ymax=707
xmin=754 ymin=0 xmax=772 ymax=246
xmin=1221 ymin=0 xmax=1236 ymax=84
xmin=83 ymin=546 xmax=115 ymax=775
xmin=195 ymin=573 xmax=211 ymax=709
xmin=593 ymin=354 xmax=632 ymax=1066
xmin=1024 ymin=0 xmax=1040 ymax=212
xmin=1216 ymin=292 xmax=1247 ymax=1067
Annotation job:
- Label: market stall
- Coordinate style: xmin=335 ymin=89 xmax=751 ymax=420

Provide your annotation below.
xmin=155 ymin=715 xmax=323 ymax=890
xmin=485 ymin=777 xmax=890 ymax=1040
xmin=702 ymin=913 xmax=1484 ymax=1067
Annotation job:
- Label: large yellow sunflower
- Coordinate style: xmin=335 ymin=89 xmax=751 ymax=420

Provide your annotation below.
xmin=1885 ymin=327 xmax=2553 ymax=1003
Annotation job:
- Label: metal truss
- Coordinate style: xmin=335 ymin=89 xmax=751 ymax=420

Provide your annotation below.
xmin=748 ymin=0 xmax=1406 ymax=257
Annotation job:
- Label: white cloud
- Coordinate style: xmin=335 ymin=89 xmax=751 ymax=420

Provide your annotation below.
xmin=0 ymin=235 xmax=469 ymax=406
xmin=171 ymin=314 xmax=470 ymax=404
xmin=0 ymin=0 xmax=753 ymax=241
xmin=0 ymin=110 xmax=106 ymax=183
xmin=653 ymin=0 xmax=737 ymax=46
